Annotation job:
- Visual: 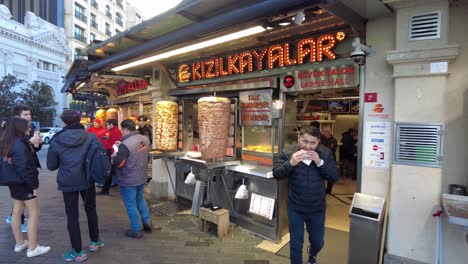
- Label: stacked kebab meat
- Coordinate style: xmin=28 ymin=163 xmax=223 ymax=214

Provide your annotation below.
xmin=95 ymin=109 xmax=107 ymax=125
xmin=106 ymin=108 xmax=118 ymax=122
xmin=155 ymin=101 xmax=178 ymax=151
xmin=198 ymin=96 xmax=231 ymax=160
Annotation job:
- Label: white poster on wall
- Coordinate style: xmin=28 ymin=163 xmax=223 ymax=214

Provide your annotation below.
xmin=364 ymin=122 xmax=391 ymax=169
xmin=249 ymin=193 xmax=275 ymax=220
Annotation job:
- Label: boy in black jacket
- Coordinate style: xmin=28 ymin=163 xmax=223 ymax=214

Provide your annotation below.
xmin=273 ymin=126 xmax=339 ymax=264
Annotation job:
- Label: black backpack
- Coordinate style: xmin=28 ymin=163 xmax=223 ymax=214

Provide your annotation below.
xmin=85 ymin=141 xmax=111 ymax=185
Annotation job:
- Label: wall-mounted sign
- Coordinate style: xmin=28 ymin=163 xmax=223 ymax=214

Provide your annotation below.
xmin=239 ymin=89 xmax=272 ymax=126
xmin=177 ymin=32 xmax=347 ymax=83
xmin=280 ymin=64 xmax=358 ymax=92
xmin=115 ymin=80 xmax=148 ymax=96
xmin=364 ymin=122 xmax=391 ymax=169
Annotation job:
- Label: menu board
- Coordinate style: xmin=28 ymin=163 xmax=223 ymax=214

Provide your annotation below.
xmin=249 ymin=193 xmax=275 ymax=220
xmin=239 ymin=89 xmax=272 ymax=126
xmin=328 ymin=100 xmax=350 ymax=113
xmin=350 ymin=99 xmax=359 ymax=113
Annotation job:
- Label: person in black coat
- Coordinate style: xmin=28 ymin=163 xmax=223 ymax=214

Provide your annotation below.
xmin=5 ymin=104 xmax=43 ymax=231
xmin=273 ymin=126 xmax=339 ymax=264
xmin=340 ymin=128 xmax=358 ymax=179
xmin=0 ymin=117 xmax=51 ymax=257
xmin=47 ymin=110 xmax=104 ymax=262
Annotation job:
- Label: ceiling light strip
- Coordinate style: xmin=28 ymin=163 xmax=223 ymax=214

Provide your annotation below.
xmin=112 ymin=26 xmax=266 ymax=72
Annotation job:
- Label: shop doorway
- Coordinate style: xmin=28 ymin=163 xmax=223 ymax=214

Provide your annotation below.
xmin=284 ymin=87 xmax=360 ymax=232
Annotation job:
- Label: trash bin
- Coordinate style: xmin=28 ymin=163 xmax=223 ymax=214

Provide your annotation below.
xmin=348 ymin=193 xmax=386 ymax=264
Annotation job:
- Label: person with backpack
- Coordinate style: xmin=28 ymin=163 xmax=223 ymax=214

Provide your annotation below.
xmin=0 ymin=117 xmax=51 ymax=257
xmin=46 ymin=110 xmax=104 ymax=262
xmin=112 ymin=119 xmax=152 ymax=238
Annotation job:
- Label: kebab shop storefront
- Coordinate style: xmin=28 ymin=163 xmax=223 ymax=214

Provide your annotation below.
xmin=163 ymin=29 xmax=365 ymax=242
xmin=104 ymin=78 xmax=153 ymax=127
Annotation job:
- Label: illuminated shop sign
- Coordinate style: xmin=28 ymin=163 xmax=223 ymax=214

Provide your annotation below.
xmin=115 ymin=80 xmax=148 ymax=96
xmin=178 ymin=32 xmax=346 ymax=83
xmin=280 ymin=64 xmax=358 ymax=92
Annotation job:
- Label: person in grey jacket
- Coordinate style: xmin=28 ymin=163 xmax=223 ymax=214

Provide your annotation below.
xmin=47 ymin=110 xmax=104 ymax=262
xmin=112 ymin=119 xmax=152 ymax=238
xmin=273 ymin=126 xmax=339 ymax=264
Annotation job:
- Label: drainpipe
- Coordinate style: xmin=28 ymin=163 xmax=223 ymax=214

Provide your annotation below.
xmin=88 ymin=0 xmax=319 ymax=72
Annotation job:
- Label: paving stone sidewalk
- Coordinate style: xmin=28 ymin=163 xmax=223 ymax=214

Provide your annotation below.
xmin=0 ymin=148 xmax=288 ymax=264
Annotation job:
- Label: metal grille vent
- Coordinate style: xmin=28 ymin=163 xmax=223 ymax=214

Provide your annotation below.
xmin=410 ymin=12 xmax=441 ymax=40
xmin=394 ymin=123 xmax=443 ymax=167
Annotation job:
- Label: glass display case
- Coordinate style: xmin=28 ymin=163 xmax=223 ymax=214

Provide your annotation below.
xmin=242 ymin=126 xmax=279 ymax=168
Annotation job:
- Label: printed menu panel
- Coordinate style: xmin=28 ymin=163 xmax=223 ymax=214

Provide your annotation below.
xmin=249 ymin=193 xmax=275 ymax=220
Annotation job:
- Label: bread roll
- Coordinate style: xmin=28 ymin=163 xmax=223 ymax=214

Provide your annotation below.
xmin=155 ymin=101 xmax=178 ymax=150
xmin=198 ymin=97 xmax=230 ymax=160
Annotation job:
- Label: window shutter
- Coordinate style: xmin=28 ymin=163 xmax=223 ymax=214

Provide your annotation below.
xmin=394 ymin=123 xmax=444 ymax=167
xmin=409 ymin=12 xmax=441 ymax=40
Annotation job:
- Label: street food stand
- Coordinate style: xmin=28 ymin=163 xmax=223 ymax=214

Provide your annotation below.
xmin=61 ymin=0 xmax=364 ymax=242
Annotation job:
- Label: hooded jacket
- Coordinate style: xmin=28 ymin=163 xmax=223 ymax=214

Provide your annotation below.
xmin=8 ymin=137 xmax=39 ymax=190
xmin=47 ymin=124 xmax=101 ymax=192
xmin=273 ymin=144 xmax=339 ymax=215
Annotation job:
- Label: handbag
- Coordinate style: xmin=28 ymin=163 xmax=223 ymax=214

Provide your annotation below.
xmin=0 ymin=157 xmax=23 ymax=186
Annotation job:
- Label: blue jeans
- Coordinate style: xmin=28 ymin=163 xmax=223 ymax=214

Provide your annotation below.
xmin=120 ymin=184 xmax=151 ymax=231
xmin=288 ymin=205 xmax=325 ymax=264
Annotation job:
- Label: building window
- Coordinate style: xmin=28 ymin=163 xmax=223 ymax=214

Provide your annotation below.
xmin=116 ymin=0 xmax=123 ymax=9
xmin=74 ymin=25 xmax=86 ymax=43
xmin=90 ymin=13 xmax=98 ymax=29
xmin=90 ymin=33 xmax=96 ymax=42
xmin=91 ymin=0 xmax=98 ymax=9
xmin=105 ymin=5 xmax=112 ymax=19
xmin=74 ymin=3 xmax=87 ymax=23
xmin=115 ymin=12 xmax=123 ymax=27
xmin=105 ymin=23 xmax=111 ymax=36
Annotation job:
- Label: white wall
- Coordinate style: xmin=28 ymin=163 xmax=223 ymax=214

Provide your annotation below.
xmin=442 ymin=1 xmax=468 ymax=263
xmin=0 ymin=6 xmax=69 ymax=126
xmin=362 ymin=15 xmax=396 ymax=198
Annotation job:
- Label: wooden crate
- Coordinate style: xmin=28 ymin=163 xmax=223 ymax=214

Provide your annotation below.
xmin=199 ymin=207 xmax=229 ymax=239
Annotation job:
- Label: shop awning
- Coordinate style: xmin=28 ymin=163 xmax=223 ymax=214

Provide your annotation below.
xmin=62 ymin=0 xmax=390 ymax=94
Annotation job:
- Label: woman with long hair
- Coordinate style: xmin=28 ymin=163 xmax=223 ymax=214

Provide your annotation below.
xmin=0 ymin=117 xmax=51 ymax=257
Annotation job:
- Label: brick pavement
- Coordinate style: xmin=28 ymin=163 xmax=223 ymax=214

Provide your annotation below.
xmin=0 ymin=147 xmax=289 ymax=264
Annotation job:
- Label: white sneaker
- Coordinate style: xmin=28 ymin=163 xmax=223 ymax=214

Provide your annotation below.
xmin=27 ymin=245 xmax=51 ymax=257
xmin=14 ymin=240 xmax=28 ymax=252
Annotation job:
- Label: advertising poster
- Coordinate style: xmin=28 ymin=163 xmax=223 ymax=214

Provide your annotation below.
xmin=364 ymin=122 xmax=391 ymax=169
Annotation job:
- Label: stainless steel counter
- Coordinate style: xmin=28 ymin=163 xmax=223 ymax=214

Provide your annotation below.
xmin=177 ymin=156 xmax=241 ymax=169
xmin=149 ymin=150 xmax=185 ymax=159
xmin=228 ymin=164 xmax=273 ymax=178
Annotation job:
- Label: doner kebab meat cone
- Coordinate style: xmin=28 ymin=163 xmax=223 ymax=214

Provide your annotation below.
xmin=198 ymin=97 xmax=230 ymax=160
xmin=155 ymin=101 xmax=178 ymax=151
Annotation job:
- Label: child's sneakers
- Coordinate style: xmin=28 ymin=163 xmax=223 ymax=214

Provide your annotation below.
xmin=5 ymin=215 xmax=12 ymax=224
xmin=63 ymin=250 xmax=88 ymax=262
xmin=14 ymin=240 xmax=28 ymax=252
xmin=21 ymin=223 xmax=27 ymax=233
xmin=27 ymin=245 xmax=51 ymax=257
xmin=86 ymin=239 xmax=105 ymax=252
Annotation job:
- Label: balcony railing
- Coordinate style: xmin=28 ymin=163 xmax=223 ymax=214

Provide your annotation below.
xmin=91 ymin=1 xmax=98 ymax=9
xmin=106 ymin=11 xmax=112 ymax=19
xmin=74 ymin=34 xmax=87 ymax=43
xmin=116 ymin=18 xmax=123 ymax=27
xmin=74 ymin=11 xmax=87 ymax=23
xmin=105 ymin=30 xmax=112 ymax=36
xmin=91 ymin=21 xmax=98 ymax=29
